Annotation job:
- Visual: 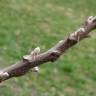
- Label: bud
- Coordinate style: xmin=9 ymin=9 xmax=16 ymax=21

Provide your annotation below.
xmin=31 ymin=67 xmax=39 ymax=72
xmin=0 ymin=71 xmax=9 ymax=80
xmin=31 ymin=47 xmax=40 ymax=55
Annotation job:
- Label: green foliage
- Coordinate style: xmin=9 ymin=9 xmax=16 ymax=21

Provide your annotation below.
xmin=0 ymin=0 xmax=96 ymax=96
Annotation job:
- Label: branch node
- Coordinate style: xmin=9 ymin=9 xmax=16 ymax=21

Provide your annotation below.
xmin=23 ymin=47 xmax=40 ymax=62
xmin=69 ymin=27 xmax=87 ymax=42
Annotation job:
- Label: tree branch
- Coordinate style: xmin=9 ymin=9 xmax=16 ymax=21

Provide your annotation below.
xmin=0 ymin=16 xmax=96 ymax=83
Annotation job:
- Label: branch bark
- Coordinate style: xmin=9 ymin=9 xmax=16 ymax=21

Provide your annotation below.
xmin=0 ymin=16 xmax=96 ymax=83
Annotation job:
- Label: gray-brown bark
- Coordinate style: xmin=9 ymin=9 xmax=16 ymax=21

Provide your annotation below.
xmin=0 ymin=16 xmax=96 ymax=83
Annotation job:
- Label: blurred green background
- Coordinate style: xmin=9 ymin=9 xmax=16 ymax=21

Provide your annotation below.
xmin=0 ymin=0 xmax=96 ymax=96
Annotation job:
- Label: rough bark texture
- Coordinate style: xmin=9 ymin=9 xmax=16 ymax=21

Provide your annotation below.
xmin=0 ymin=16 xmax=96 ymax=83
